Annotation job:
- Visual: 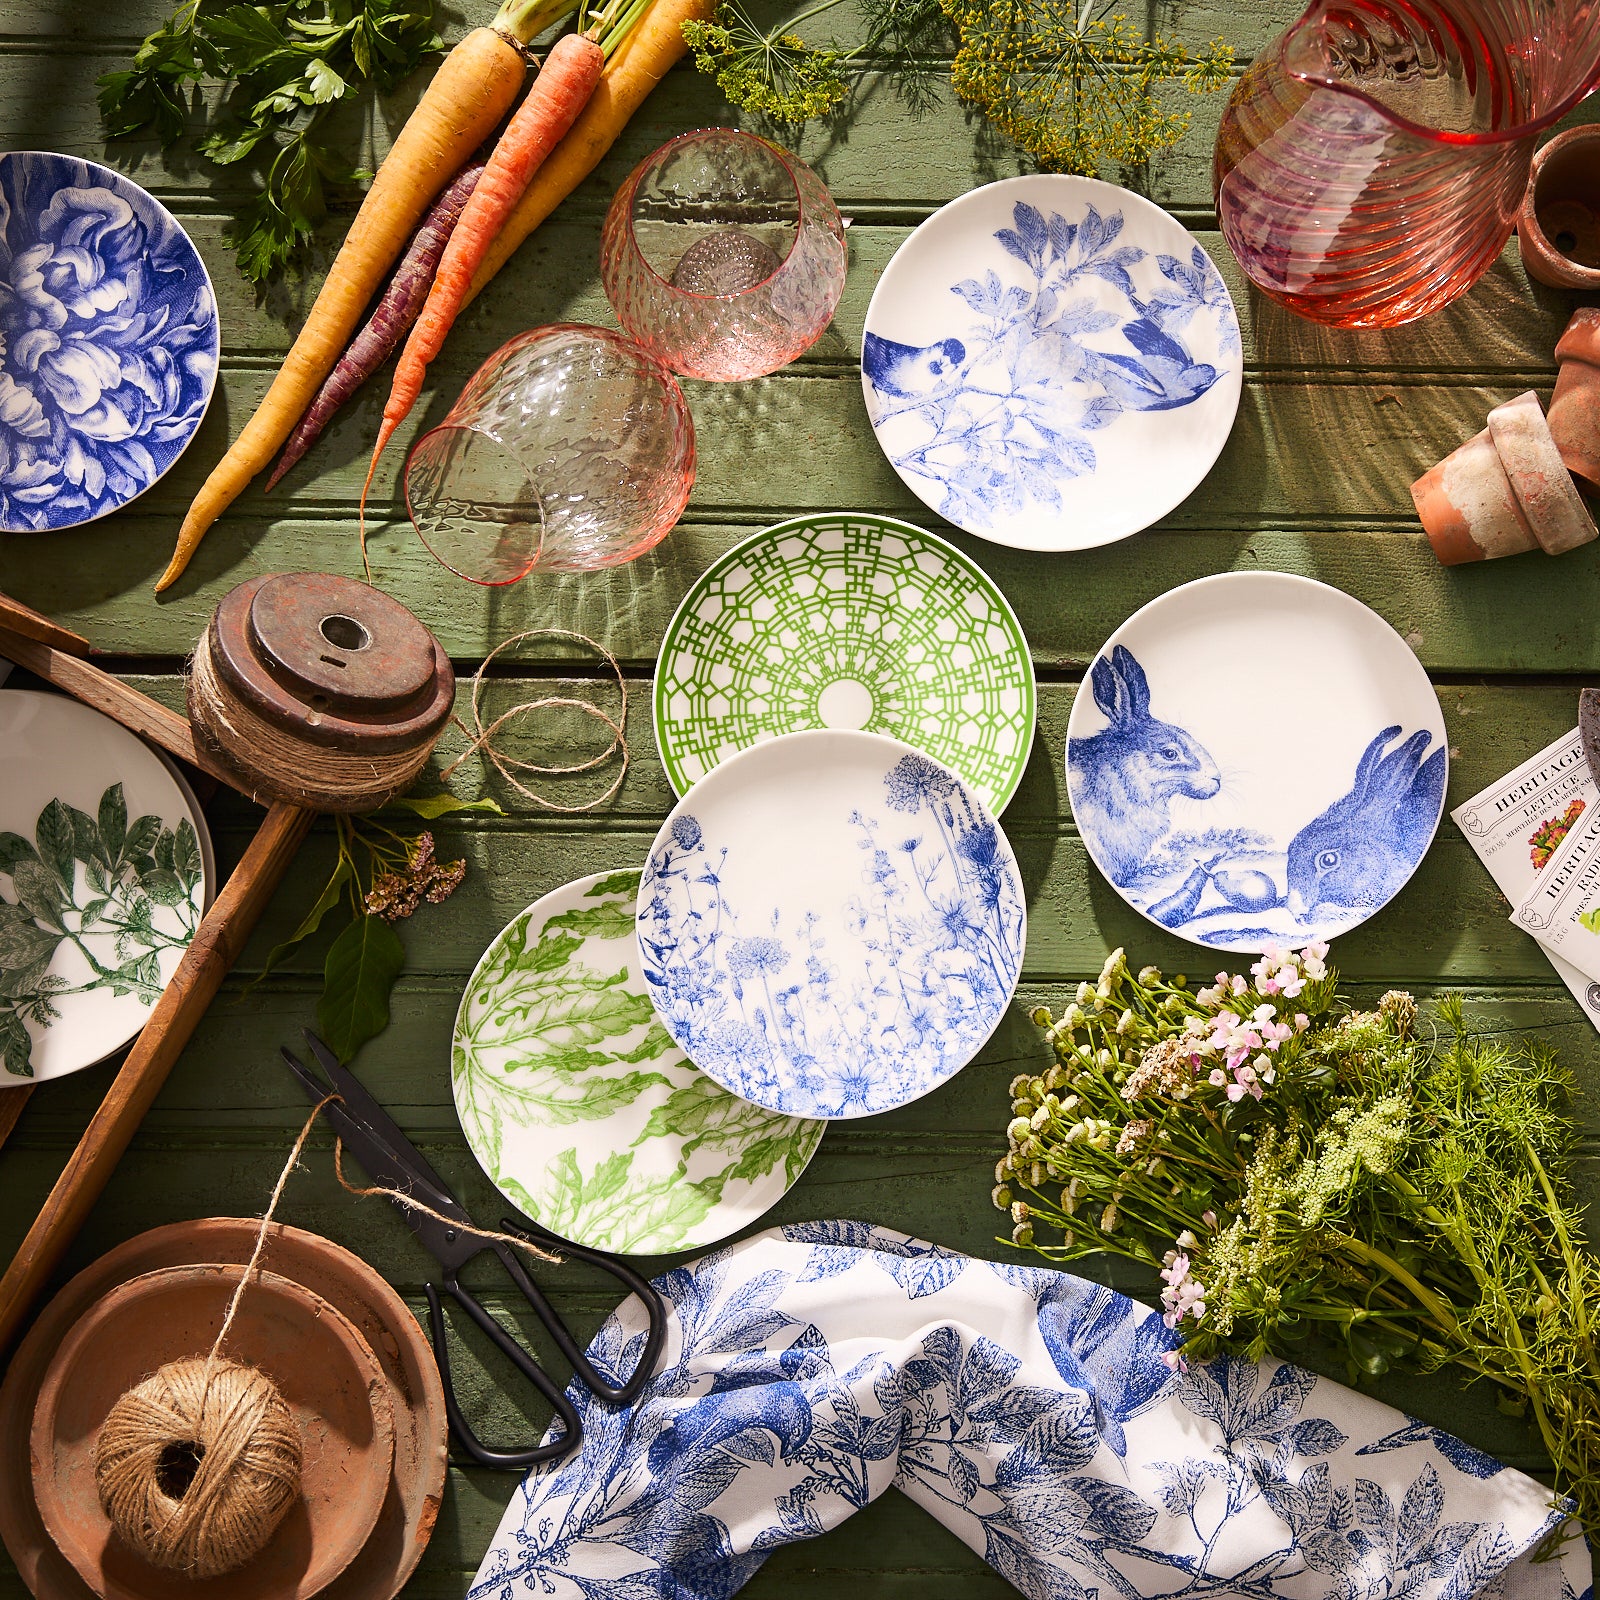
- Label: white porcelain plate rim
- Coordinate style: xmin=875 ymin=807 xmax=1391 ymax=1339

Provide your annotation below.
xmin=861 ymin=173 xmax=1243 ymax=553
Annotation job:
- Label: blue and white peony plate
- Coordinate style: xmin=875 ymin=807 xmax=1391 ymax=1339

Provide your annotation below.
xmin=637 ymin=730 xmax=1026 ymax=1119
xmin=862 ymin=175 xmax=1241 ymax=552
xmin=0 ymin=152 xmax=219 ymax=533
xmin=1066 ymin=573 xmax=1447 ymax=953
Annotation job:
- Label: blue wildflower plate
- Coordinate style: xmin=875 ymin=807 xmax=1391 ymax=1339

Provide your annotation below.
xmin=637 ymin=730 xmax=1026 ymax=1119
xmin=0 ymin=152 xmax=219 ymax=533
xmin=862 ymin=174 xmax=1241 ymax=552
xmin=1066 ymin=573 xmax=1447 ymax=954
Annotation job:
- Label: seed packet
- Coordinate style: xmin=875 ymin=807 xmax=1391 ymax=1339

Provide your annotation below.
xmin=1451 ymin=728 xmax=1600 ymax=1028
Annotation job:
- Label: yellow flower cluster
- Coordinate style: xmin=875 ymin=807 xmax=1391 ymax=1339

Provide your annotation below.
xmin=942 ymin=0 xmax=1233 ymax=174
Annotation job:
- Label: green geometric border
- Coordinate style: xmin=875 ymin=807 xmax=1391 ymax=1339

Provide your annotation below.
xmin=653 ymin=513 xmax=1037 ymax=813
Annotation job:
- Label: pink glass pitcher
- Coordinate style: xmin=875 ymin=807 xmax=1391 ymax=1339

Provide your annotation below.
xmin=1214 ymin=0 xmax=1600 ymax=328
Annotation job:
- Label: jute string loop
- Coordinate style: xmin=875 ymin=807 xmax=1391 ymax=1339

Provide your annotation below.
xmin=440 ymin=628 xmax=629 ymax=812
xmin=94 ymin=1096 xmax=559 ymax=1578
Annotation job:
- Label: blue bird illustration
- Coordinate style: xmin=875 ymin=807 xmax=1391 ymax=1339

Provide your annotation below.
xmin=1095 ymin=317 xmax=1220 ymax=411
xmin=1036 ymin=1279 xmax=1176 ymax=1456
xmin=1355 ymin=1420 xmax=1503 ymax=1481
xmin=862 ymin=332 xmax=967 ymax=399
xmin=645 ymin=1381 xmax=813 ymax=1474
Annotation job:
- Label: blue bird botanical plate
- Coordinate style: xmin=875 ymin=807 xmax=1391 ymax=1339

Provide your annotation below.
xmin=1066 ymin=573 xmax=1447 ymax=954
xmin=0 ymin=152 xmax=219 ymax=532
xmin=861 ymin=175 xmax=1241 ymax=552
xmin=637 ymin=730 xmax=1026 ymax=1119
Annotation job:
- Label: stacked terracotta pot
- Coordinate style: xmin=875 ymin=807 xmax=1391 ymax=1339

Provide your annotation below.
xmin=0 ymin=1220 xmax=448 ymax=1600
xmin=1411 ymin=127 xmax=1600 ymax=565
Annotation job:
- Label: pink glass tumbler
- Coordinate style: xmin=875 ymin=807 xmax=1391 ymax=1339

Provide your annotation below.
xmin=1214 ymin=0 xmax=1600 ymax=328
xmin=404 ymin=324 xmax=695 ymax=585
xmin=600 ymin=128 xmax=848 ymax=381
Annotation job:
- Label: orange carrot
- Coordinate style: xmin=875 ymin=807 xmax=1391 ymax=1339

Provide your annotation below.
xmin=358 ymin=29 xmax=607 ymax=541
xmin=462 ymin=0 xmax=714 ymax=312
xmin=156 ymin=0 xmax=575 ymax=594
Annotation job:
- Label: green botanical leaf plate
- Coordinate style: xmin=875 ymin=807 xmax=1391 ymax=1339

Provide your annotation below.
xmin=452 ymin=870 xmax=825 ymax=1254
xmin=653 ymin=513 xmax=1037 ymax=814
xmin=0 ymin=690 xmax=213 ymax=1081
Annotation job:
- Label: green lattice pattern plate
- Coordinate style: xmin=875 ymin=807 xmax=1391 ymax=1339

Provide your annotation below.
xmin=654 ymin=514 xmax=1037 ymax=813
xmin=452 ymin=870 xmax=824 ymax=1254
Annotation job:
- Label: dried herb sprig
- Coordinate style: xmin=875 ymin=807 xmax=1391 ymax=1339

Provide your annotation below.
xmin=682 ymin=0 xmax=951 ymax=124
xmin=943 ymin=0 xmax=1233 ymax=174
xmin=1001 ymin=947 xmax=1600 ymax=1531
xmin=252 ymin=793 xmax=495 ymax=1061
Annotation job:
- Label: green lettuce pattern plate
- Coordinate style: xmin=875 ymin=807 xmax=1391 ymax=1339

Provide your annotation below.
xmin=452 ymin=870 xmax=824 ymax=1254
xmin=654 ymin=514 xmax=1037 ymax=813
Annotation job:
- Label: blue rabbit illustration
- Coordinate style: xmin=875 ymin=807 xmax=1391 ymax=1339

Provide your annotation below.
xmin=862 ymin=332 xmax=967 ymax=399
xmin=1068 ymin=645 xmax=1221 ymax=886
xmin=1286 ymin=726 xmax=1445 ymax=918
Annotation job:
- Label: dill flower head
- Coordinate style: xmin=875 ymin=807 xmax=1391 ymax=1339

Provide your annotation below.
xmin=682 ymin=5 xmax=849 ymax=123
xmin=942 ymin=0 xmax=1233 ymax=175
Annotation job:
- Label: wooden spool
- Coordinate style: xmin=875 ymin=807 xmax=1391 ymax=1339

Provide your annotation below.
xmin=189 ymin=574 xmax=456 ymax=813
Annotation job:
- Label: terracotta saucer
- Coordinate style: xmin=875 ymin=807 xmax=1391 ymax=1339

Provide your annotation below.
xmin=0 ymin=1222 xmax=448 ymax=1600
xmin=31 ymin=1263 xmax=395 ymax=1600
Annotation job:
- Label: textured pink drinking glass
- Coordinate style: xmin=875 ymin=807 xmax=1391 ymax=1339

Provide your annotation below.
xmin=404 ymin=324 xmax=695 ymax=585
xmin=600 ymin=128 xmax=848 ymax=381
xmin=1214 ymin=0 xmax=1600 ymax=328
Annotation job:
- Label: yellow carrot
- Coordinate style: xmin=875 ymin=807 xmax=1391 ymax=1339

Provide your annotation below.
xmin=157 ymin=2 xmax=571 ymax=593
xmin=462 ymin=0 xmax=714 ymax=310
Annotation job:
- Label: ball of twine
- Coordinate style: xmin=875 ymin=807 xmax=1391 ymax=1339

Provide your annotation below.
xmin=93 ymin=1355 xmax=302 ymax=1578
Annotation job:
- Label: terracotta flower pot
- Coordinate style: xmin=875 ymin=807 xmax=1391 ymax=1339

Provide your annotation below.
xmin=1411 ymin=391 xmax=1598 ymax=564
xmin=0 ymin=1219 xmax=448 ymax=1600
xmin=30 ymin=1263 xmax=396 ymax=1600
xmin=1517 ymin=126 xmax=1600 ymax=291
xmin=1550 ymin=305 xmax=1600 ymax=495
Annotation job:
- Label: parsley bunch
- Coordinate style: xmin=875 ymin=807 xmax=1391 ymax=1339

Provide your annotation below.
xmin=97 ymin=0 xmax=443 ymax=282
xmin=1002 ymin=948 xmax=1600 ymax=1532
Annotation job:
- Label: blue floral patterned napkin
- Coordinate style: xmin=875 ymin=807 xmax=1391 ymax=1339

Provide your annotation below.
xmin=469 ymin=1222 xmax=1591 ymax=1600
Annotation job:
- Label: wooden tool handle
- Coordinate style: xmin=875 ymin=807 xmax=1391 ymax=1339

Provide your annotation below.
xmin=0 ymin=592 xmax=91 ymax=656
xmin=0 ymin=801 xmax=313 ymax=1354
xmin=0 ymin=621 xmax=236 ymax=786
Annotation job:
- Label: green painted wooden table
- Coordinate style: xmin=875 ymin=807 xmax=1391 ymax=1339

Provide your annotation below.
xmin=4 ymin=3 xmax=1600 ymax=1593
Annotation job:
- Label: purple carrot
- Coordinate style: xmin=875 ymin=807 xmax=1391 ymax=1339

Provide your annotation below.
xmin=265 ymin=158 xmax=488 ymax=491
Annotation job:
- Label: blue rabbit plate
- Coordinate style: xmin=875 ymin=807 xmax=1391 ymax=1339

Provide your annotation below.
xmin=861 ymin=175 xmax=1241 ymax=552
xmin=1066 ymin=573 xmax=1447 ymax=953
xmin=0 ymin=152 xmax=219 ymax=533
xmin=637 ymin=729 xmax=1026 ymax=1119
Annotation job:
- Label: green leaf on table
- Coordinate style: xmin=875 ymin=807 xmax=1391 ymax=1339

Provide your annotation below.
xmin=303 ymin=58 xmax=347 ymax=103
xmin=248 ymin=855 xmax=352 ymax=993
xmin=383 ymin=793 xmax=505 ymax=820
xmin=0 ymin=1013 xmax=32 ymax=1078
xmin=317 ymin=913 xmax=405 ymax=1063
xmin=98 ymin=783 xmax=127 ymax=864
xmin=35 ymin=800 xmax=75 ymax=888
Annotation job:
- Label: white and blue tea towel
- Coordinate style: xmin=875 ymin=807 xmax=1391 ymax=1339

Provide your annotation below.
xmin=469 ymin=1222 xmax=1590 ymax=1600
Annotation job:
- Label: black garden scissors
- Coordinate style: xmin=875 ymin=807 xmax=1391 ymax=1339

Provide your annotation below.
xmin=280 ymin=1029 xmax=667 ymax=1469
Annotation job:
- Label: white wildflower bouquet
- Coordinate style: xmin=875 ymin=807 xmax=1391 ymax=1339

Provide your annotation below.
xmin=999 ymin=946 xmax=1600 ymax=1529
